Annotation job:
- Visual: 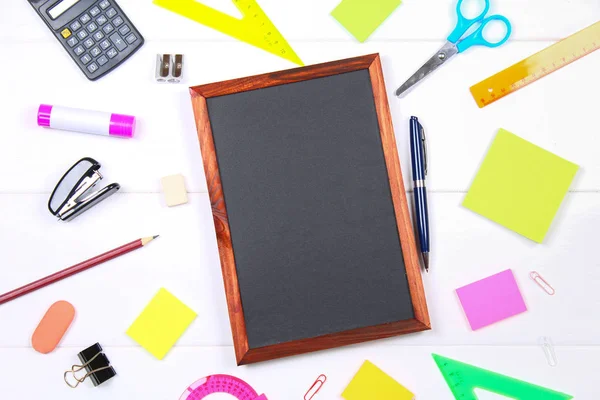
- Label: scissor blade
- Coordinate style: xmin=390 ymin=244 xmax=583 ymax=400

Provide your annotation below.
xmin=395 ymin=42 xmax=458 ymax=97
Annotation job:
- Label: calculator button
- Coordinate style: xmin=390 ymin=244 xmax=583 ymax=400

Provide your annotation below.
xmin=99 ymin=0 xmax=110 ymax=9
xmin=118 ymin=25 xmax=130 ymax=35
xmin=66 ymin=36 xmax=78 ymax=47
xmin=125 ymin=33 xmax=137 ymax=44
xmin=86 ymin=22 xmax=98 ymax=33
xmin=106 ymin=8 xmax=117 ymax=18
xmin=60 ymin=28 xmax=71 ymax=39
xmin=109 ymin=33 xmax=127 ymax=51
xmin=99 ymin=39 xmax=111 ymax=49
xmin=73 ymin=45 xmax=85 ymax=56
xmin=93 ymin=31 xmax=104 ymax=41
xmin=97 ymin=55 xmax=109 ymax=66
xmin=87 ymin=63 xmax=99 ymax=73
xmin=90 ymin=47 xmax=102 ymax=57
xmin=83 ymin=38 xmax=95 ymax=49
xmin=77 ymin=30 xmax=88 ymax=39
xmin=90 ymin=6 xmax=101 ymax=17
xmin=96 ymin=15 xmax=108 ymax=26
xmin=80 ymin=14 xmax=91 ymax=24
xmin=102 ymin=23 xmax=114 ymax=34
xmin=107 ymin=48 xmax=118 ymax=59
xmin=70 ymin=21 xmax=82 ymax=31
xmin=80 ymin=54 xmax=92 ymax=64
xmin=112 ymin=16 xmax=124 ymax=27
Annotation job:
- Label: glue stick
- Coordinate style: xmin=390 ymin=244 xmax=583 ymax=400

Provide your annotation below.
xmin=37 ymin=104 xmax=136 ymax=138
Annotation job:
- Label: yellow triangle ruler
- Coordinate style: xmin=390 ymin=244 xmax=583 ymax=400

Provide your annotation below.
xmin=471 ymin=21 xmax=600 ymax=108
xmin=153 ymin=0 xmax=304 ymax=66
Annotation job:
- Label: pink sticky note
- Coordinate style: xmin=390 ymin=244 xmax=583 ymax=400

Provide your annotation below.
xmin=456 ymin=269 xmax=527 ymax=330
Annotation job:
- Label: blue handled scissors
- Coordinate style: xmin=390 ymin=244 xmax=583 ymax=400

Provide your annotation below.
xmin=395 ymin=0 xmax=512 ymax=97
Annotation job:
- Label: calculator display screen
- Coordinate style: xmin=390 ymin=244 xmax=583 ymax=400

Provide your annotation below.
xmin=48 ymin=0 xmax=81 ymax=19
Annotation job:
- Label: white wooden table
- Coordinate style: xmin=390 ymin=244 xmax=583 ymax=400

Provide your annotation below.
xmin=1 ymin=1 xmax=599 ymax=398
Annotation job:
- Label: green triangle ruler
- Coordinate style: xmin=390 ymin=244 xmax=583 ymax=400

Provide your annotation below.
xmin=153 ymin=0 xmax=304 ymax=66
xmin=433 ymin=354 xmax=574 ymax=400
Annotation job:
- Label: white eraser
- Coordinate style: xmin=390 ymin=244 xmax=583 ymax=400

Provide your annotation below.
xmin=161 ymin=174 xmax=188 ymax=207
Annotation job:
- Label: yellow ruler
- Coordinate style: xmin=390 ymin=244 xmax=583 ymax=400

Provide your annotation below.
xmin=153 ymin=0 xmax=304 ymax=66
xmin=471 ymin=21 xmax=600 ymax=108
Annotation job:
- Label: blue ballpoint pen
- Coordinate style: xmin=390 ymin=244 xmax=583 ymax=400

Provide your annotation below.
xmin=409 ymin=116 xmax=430 ymax=272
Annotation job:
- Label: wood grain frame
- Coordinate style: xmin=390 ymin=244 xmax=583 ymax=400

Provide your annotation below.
xmin=190 ymin=54 xmax=430 ymax=365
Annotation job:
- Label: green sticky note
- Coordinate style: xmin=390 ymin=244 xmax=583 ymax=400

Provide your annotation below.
xmin=126 ymin=288 xmax=197 ymax=360
xmin=463 ymin=129 xmax=578 ymax=243
xmin=331 ymin=0 xmax=402 ymax=43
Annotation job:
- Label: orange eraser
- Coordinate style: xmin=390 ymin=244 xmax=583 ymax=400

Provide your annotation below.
xmin=32 ymin=300 xmax=75 ymax=354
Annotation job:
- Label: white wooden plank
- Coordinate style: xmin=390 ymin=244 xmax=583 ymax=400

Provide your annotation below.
xmin=0 ymin=345 xmax=592 ymax=398
xmin=0 ymin=193 xmax=231 ymax=348
xmin=0 ymin=193 xmax=598 ymax=349
xmin=0 ymin=41 xmax=598 ymax=193
xmin=3 ymin=0 xmax=599 ymax=42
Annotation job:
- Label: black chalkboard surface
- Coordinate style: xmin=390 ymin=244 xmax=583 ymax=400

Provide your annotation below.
xmin=190 ymin=54 xmax=430 ymax=365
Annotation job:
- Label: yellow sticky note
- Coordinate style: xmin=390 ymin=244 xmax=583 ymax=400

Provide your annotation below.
xmin=331 ymin=0 xmax=402 ymax=43
xmin=463 ymin=129 xmax=579 ymax=243
xmin=342 ymin=361 xmax=414 ymax=400
xmin=126 ymin=288 xmax=197 ymax=360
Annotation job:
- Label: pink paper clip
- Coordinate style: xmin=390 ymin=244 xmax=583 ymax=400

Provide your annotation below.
xmin=304 ymin=374 xmax=327 ymax=400
xmin=530 ymin=271 xmax=555 ymax=295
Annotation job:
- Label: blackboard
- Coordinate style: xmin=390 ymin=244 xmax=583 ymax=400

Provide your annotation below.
xmin=190 ymin=54 xmax=430 ymax=365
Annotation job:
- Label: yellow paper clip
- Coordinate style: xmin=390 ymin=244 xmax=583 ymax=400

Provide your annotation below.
xmin=304 ymin=374 xmax=327 ymax=400
xmin=530 ymin=271 xmax=555 ymax=295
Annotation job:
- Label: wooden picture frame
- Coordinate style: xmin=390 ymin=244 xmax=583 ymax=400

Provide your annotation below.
xmin=190 ymin=54 xmax=430 ymax=365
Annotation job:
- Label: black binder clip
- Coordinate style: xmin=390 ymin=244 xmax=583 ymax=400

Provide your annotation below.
xmin=64 ymin=343 xmax=116 ymax=388
xmin=48 ymin=157 xmax=120 ymax=221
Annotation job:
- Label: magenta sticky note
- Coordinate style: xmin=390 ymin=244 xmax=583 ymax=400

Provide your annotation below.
xmin=456 ymin=269 xmax=527 ymax=330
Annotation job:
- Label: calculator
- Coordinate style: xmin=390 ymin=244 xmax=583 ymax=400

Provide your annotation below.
xmin=28 ymin=0 xmax=144 ymax=81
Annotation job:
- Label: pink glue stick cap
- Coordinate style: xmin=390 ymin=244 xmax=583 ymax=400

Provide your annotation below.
xmin=109 ymin=113 xmax=136 ymax=138
xmin=37 ymin=104 xmax=53 ymax=127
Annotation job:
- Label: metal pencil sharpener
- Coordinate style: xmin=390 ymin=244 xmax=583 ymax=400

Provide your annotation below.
xmin=155 ymin=54 xmax=184 ymax=83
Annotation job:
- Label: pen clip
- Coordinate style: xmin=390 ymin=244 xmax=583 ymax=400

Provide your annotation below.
xmin=419 ymin=122 xmax=428 ymax=177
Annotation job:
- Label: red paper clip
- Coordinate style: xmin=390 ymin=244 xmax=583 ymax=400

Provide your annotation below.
xmin=304 ymin=374 xmax=327 ymax=400
xmin=530 ymin=271 xmax=555 ymax=295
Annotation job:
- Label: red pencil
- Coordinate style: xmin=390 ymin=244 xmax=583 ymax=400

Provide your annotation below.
xmin=0 ymin=236 xmax=158 ymax=306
